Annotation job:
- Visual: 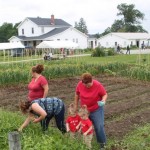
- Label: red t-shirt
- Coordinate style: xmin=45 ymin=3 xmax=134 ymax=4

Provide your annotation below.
xmin=76 ymin=80 xmax=106 ymax=112
xmin=28 ymin=75 xmax=48 ymax=102
xmin=81 ymin=119 xmax=93 ymax=135
xmin=66 ymin=114 xmax=81 ymax=132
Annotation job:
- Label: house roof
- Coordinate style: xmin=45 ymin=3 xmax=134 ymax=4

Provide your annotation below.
xmin=111 ymin=32 xmax=150 ymax=40
xmin=15 ymin=27 xmax=70 ymax=41
xmin=88 ymin=34 xmax=97 ymax=38
xmin=28 ymin=17 xmax=72 ymax=26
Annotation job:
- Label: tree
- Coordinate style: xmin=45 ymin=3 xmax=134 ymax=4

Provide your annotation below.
xmin=111 ymin=19 xmax=125 ymax=32
xmin=116 ymin=3 xmax=147 ymax=32
xmin=0 ymin=22 xmax=19 ymax=42
xmin=100 ymin=27 xmax=111 ymax=36
xmin=74 ymin=18 xmax=88 ymax=34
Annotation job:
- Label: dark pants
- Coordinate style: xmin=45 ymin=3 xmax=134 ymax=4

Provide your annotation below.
xmin=40 ymin=104 xmax=66 ymax=133
xmin=126 ymin=50 xmax=130 ymax=54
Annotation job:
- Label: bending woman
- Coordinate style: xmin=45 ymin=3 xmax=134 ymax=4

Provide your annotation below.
xmin=18 ymin=97 xmax=66 ymax=133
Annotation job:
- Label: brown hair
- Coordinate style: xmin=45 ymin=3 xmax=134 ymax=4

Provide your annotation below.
xmin=32 ymin=64 xmax=44 ymax=74
xmin=68 ymin=103 xmax=76 ymax=116
xmin=81 ymin=73 xmax=92 ymax=84
xmin=19 ymin=101 xmax=31 ymax=114
xmin=78 ymin=105 xmax=89 ymax=117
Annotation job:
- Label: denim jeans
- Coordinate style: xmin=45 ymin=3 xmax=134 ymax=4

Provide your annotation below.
xmin=41 ymin=104 xmax=66 ymax=133
xmin=89 ymin=106 xmax=106 ymax=145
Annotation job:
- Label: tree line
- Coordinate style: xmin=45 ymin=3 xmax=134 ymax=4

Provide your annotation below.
xmin=74 ymin=3 xmax=147 ymax=38
xmin=0 ymin=3 xmax=147 ymax=42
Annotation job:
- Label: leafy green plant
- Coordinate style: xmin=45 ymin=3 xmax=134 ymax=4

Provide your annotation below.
xmin=91 ymin=47 xmax=105 ymax=57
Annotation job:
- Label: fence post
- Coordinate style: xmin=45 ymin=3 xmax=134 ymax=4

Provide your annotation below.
xmin=8 ymin=131 xmax=21 ymax=150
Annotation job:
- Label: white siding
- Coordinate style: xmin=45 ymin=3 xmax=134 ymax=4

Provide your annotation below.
xmin=98 ymin=33 xmax=150 ymax=48
xmin=41 ymin=26 xmax=55 ymax=34
xmin=18 ymin=19 xmax=55 ymax=37
xmin=9 ymin=37 xmax=21 ymax=43
xmin=98 ymin=34 xmax=130 ymax=48
xmin=44 ymin=28 xmax=88 ymax=49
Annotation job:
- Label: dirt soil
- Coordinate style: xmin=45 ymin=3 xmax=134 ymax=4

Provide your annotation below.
xmin=0 ymin=75 xmax=150 ymax=139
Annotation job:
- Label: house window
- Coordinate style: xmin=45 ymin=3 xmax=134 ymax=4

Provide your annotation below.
xmin=32 ymin=28 xmax=34 ymax=34
xmin=76 ymin=38 xmax=78 ymax=43
xmin=73 ymin=39 xmax=75 ymax=42
xmin=24 ymin=41 xmax=27 ymax=46
xmin=22 ymin=29 xmax=24 ymax=35
xmin=41 ymin=27 xmax=44 ymax=33
xmin=65 ymin=39 xmax=68 ymax=41
xmin=57 ymin=39 xmax=60 ymax=41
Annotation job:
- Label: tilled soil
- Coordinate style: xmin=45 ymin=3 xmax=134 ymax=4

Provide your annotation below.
xmin=0 ymin=75 xmax=150 ymax=139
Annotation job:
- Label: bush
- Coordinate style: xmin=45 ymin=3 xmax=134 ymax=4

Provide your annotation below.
xmin=130 ymin=45 xmax=138 ymax=49
xmin=107 ymin=49 xmax=116 ymax=56
xmin=91 ymin=47 xmax=105 ymax=57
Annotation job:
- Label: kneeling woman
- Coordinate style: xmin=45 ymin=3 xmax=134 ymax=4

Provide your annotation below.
xmin=18 ymin=97 xmax=66 ymax=133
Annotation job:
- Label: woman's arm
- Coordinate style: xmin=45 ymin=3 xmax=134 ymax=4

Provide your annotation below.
xmin=42 ymin=84 xmax=49 ymax=98
xmin=74 ymin=93 xmax=79 ymax=112
xmin=31 ymin=103 xmax=47 ymax=123
xmin=102 ymin=93 xmax=108 ymax=103
xmin=18 ymin=116 xmax=31 ymax=132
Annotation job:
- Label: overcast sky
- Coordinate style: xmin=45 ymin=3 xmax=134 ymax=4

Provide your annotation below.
xmin=0 ymin=0 xmax=150 ymax=34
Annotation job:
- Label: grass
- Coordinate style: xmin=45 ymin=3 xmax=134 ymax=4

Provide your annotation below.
xmin=0 ymin=109 xmax=88 ymax=150
xmin=0 ymin=109 xmax=150 ymax=150
xmin=0 ymin=53 xmax=150 ymax=64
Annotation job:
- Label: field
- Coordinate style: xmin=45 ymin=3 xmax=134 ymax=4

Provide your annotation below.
xmin=0 ymin=74 xmax=150 ymax=149
xmin=0 ymin=54 xmax=150 ymax=149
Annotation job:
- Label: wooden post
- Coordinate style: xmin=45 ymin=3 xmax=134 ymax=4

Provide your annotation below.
xmin=8 ymin=131 xmax=21 ymax=150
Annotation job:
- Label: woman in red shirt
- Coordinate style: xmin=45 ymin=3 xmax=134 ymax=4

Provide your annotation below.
xmin=74 ymin=73 xmax=108 ymax=150
xmin=28 ymin=64 xmax=49 ymax=102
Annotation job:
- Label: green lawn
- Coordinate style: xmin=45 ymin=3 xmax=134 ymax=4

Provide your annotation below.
xmin=0 ymin=109 xmax=150 ymax=150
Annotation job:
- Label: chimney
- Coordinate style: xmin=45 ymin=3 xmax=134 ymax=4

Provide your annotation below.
xmin=50 ymin=14 xmax=55 ymax=25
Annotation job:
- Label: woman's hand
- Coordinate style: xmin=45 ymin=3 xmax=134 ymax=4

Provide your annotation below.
xmin=32 ymin=118 xmax=42 ymax=123
xmin=18 ymin=127 xmax=22 ymax=132
xmin=18 ymin=116 xmax=31 ymax=131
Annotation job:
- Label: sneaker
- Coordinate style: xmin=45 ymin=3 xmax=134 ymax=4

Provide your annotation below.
xmin=100 ymin=143 xmax=105 ymax=150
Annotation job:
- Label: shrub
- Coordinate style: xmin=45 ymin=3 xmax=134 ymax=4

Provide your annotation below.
xmin=107 ymin=49 xmax=116 ymax=56
xmin=91 ymin=47 xmax=105 ymax=57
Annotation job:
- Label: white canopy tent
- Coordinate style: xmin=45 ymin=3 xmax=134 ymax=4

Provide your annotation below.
xmin=0 ymin=42 xmax=25 ymax=63
xmin=36 ymin=40 xmax=79 ymax=49
xmin=0 ymin=42 xmax=25 ymax=50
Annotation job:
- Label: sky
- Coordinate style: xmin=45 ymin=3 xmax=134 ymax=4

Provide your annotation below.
xmin=0 ymin=0 xmax=150 ymax=34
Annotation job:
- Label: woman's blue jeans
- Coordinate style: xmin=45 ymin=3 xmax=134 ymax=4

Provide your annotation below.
xmin=89 ymin=106 xmax=106 ymax=144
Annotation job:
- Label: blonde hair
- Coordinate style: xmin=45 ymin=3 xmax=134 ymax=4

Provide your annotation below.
xmin=78 ymin=105 xmax=89 ymax=117
xmin=68 ymin=103 xmax=76 ymax=116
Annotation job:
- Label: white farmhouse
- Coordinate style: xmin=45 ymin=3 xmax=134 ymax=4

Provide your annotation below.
xmin=9 ymin=15 xmax=88 ymax=49
xmin=97 ymin=32 xmax=150 ymax=49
